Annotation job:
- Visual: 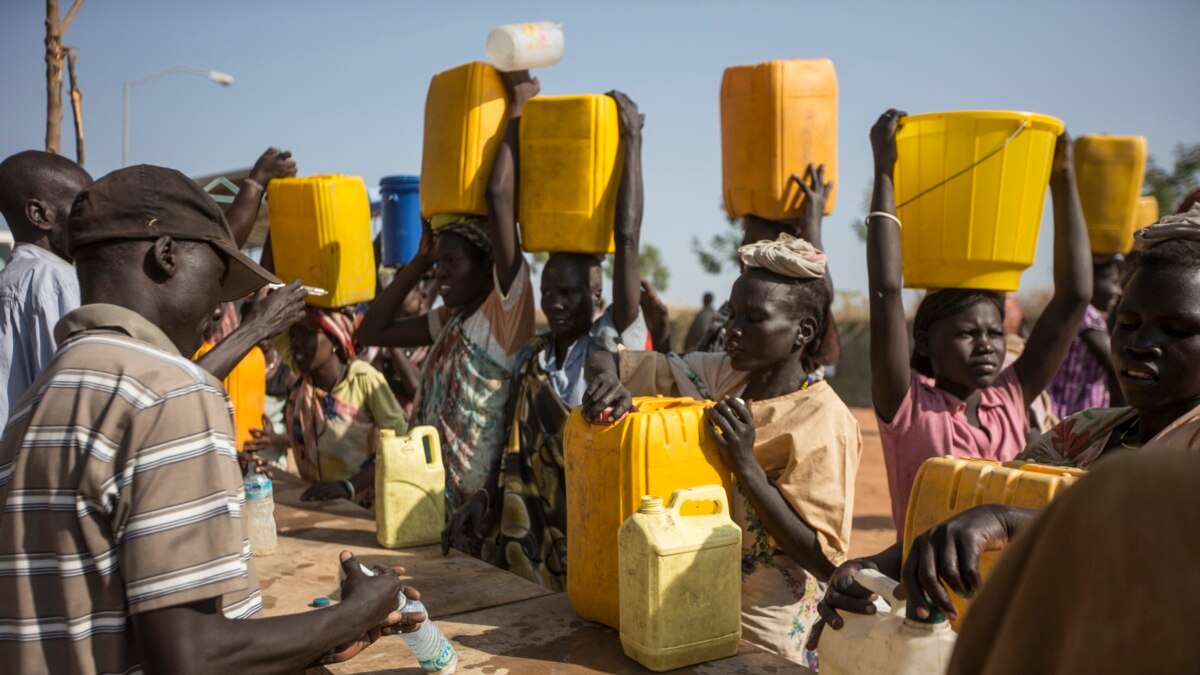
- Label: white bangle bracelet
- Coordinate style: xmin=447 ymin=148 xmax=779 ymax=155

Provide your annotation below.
xmin=866 ymin=211 xmax=902 ymax=228
xmin=341 ymin=480 xmax=355 ymax=501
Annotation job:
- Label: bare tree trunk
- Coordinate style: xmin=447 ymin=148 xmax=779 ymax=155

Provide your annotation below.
xmin=45 ymin=0 xmax=62 ymax=154
xmin=44 ymin=0 xmax=85 ymax=155
xmin=66 ymin=47 xmax=84 ymax=166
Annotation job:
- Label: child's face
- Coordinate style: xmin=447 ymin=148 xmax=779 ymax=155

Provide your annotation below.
xmin=289 ymin=323 xmax=336 ymax=374
xmin=1111 ymin=266 xmax=1200 ymax=412
xmin=725 ymin=274 xmax=812 ymax=373
xmin=1093 ymin=260 xmax=1123 ymax=315
xmin=920 ymin=302 xmax=1005 ymax=391
xmin=435 ymin=233 xmax=491 ymax=309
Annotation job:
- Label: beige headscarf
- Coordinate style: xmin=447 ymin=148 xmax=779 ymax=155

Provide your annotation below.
xmin=1132 ymin=203 xmax=1200 ymax=252
xmin=738 ymin=233 xmax=826 ymax=279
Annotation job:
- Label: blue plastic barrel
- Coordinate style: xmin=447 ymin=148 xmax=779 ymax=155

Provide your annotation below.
xmin=379 ymin=175 xmax=421 ymax=265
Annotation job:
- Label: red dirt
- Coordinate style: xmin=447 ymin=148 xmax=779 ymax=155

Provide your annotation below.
xmin=848 ymin=407 xmax=898 ymax=559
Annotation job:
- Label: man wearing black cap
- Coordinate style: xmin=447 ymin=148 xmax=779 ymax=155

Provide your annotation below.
xmin=0 ymin=165 xmax=421 ymax=673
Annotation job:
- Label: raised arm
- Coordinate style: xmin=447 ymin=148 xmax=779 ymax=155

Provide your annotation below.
xmin=791 ymin=163 xmax=833 ymax=251
xmin=867 ymin=110 xmax=913 ymax=423
xmin=485 ymin=70 xmax=540 ymax=296
xmin=197 ymin=282 xmax=307 ymax=379
xmin=226 ymin=148 xmax=297 ymax=249
xmin=1013 ymin=133 xmax=1093 ymax=406
xmin=354 ymin=223 xmax=435 ymax=348
xmin=608 ymin=90 xmax=645 ymax=335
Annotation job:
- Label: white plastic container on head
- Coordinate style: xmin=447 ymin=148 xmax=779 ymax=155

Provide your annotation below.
xmin=486 ymin=21 xmax=564 ymax=71
xmin=819 ymin=569 xmax=957 ymax=675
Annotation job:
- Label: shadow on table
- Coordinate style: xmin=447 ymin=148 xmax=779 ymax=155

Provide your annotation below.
xmin=281 ymin=525 xmax=381 ymax=548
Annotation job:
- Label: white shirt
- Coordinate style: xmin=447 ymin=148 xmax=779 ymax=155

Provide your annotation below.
xmin=0 ymin=244 xmax=80 ymax=427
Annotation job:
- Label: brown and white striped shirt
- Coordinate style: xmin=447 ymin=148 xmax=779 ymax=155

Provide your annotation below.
xmin=0 ymin=304 xmax=260 ymax=674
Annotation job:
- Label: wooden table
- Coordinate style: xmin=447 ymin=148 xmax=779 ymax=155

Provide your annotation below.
xmin=257 ymin=474 xmax=555 ymax=619
xmin=260 ymin=475 xmax=810 ymax=674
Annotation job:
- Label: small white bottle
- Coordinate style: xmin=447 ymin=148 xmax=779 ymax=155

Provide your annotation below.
xmin=359 ymin=564 xmax=459 ymax=673
xmin=486 ymin=21 xmax=564 ymax=71
xmin=243 ymin=468 xmax=277 ymax=556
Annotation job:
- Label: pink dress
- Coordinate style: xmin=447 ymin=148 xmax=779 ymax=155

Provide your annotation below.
xmin=878 ymin=368 xmax=1029 ymax=531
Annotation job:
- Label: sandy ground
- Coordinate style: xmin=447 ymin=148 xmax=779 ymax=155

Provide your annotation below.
xmin=847 ymin=407 xmax=898 ymax=559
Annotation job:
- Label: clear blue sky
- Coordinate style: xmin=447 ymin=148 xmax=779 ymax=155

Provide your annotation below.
xmin=2 ymin=0 xmax=1197 ymax=304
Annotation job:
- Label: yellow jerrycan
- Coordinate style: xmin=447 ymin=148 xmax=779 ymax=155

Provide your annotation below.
xmin=375 ymin=426 xmax=445 ymax=549
xmin=903 ymin=457 xmax=1082 ymax=629
xmin=619 ymin=486 xmax=742 ymax=672
xmin=564 ymin=396 xmax=733 ymax=629
xmin=267 ymin=175 xmax=375 ymax=309
xmin=518 ymin=94 xmax=622 ymax=254
xmin=224 ymin=346 xmax=266 ymax=451
xmin=420 ymin=62 xmax=510 ymax=218
xmin=720 ymin=58 xmax=839 ymax=220
xmin=1074 ymin=134 xmax=1148 ymax=255
xmin=191 ymin=344 xmax=264 ymax=452
xmin=895 ymin=111 xmax=1064 ymax=291
xmin=1135 ymin=195 xmax=1160 ymax=230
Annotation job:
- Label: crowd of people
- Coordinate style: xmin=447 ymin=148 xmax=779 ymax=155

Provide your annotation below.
xmin=0 ymin=66 xmax=1197 ymax=673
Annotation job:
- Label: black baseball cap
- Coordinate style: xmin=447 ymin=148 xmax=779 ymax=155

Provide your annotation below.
xmin=68 ymin=164 xmax=280 ymax=301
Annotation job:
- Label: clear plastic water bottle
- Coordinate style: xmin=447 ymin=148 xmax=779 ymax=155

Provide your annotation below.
xmin=243 ymin=467 xmax=277 ymax=556
xmin=399 ymin=594 xmax=458 ymax=673
xmin=359 ymin=564 xmax=458 ymax=673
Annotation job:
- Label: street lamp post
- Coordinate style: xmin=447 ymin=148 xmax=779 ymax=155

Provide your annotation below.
xmin=122 ymin=66 xmax=235 ymax=167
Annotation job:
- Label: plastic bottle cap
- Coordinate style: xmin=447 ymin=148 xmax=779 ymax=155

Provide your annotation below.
xmin=905 ymin=601 xmax=948 ymax=624
xmin=312 ymin=597 xmax=331 ymax=608
xmin=638 ymin=496 xmax=666 ymax=514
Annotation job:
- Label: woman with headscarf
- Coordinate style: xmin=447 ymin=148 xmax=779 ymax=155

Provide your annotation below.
xmin=1019 ymin=204 xmax=1200 ymax=466
xmin=865 ymin=110 xmax=1093 ymax=530
xmin=584 ymin=233 xmax=863 ymax=669
xmin=246 ymin=307 xmax=408 ymax=506
xmin=355 ymin=71 xmax=539 ymax=553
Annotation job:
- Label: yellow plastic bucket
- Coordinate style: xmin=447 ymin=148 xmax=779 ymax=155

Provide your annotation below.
xmin=895 ymin=111 xmax=1064 ymax=291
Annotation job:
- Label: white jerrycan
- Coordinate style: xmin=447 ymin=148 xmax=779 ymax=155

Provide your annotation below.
xmin=819 ymin=568 xmax=957 ymax=675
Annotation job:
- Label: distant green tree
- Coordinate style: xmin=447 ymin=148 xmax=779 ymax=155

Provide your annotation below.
xmin=1145 ymin=143 xmax=1200 ymax=214
xmin=603 ymin=243 xmax=670 ymax=292
xmin=850 ymin=181 xmax=873 ymax=243
xmin=690 ymin=202 xmax=742 ymax=275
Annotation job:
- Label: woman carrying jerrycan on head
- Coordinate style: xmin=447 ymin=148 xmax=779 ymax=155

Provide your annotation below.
xmin=583 ymin=215 xmax=863 ymax=668
xmin=356 ymin=71 xmax=539 ymax=556
xmin=448 ymin=91 xmax=648 ymax=589
xmin=866 ymin=109 xmax=1093 ymax=531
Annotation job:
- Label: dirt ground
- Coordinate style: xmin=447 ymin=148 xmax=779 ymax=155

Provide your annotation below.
xmin=848 ymin=407 xmax=898 ymax=559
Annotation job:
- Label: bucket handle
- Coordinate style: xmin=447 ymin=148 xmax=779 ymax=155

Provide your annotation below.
xmin=896 ymin=119 xmax=1031 ymax=210
xmin=406 ymin=425 xmax=442 ymax=468
xmin=667 ymin=484 xmax=728 ymax=517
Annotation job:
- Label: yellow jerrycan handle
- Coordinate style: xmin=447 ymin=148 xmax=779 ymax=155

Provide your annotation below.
xmin=407 ymin=425 xmax=442 ymax=468
xmin=666 ymin=484 xmax=729 ymax=518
